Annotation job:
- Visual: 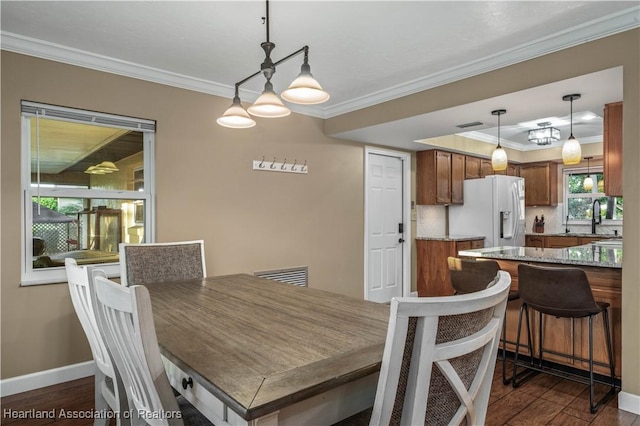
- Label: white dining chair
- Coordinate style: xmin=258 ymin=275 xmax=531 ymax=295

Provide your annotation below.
xmin=92 ymin=270 xmax=213 ymax=426
xmin=65 ymin=258 xmax=129 ymax=426
xmin=370 ymin=270 xmax=511 ymax=426
xmin=119 ymin=240 xmax=206 ymax=286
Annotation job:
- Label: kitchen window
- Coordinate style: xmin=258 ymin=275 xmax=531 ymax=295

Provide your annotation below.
xmin=21 ymin=101 xmax=156 ymax=285
xmin=564 ymin=167 xmax=623 ymax=224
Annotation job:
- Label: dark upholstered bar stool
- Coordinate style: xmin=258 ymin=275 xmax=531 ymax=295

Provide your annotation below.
xmin=512 ymin=264 xmax=616 ymax=413
xmin=448 ymin=257 xmax=521 ymax=384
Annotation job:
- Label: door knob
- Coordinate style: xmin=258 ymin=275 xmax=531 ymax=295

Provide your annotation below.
xmin=398 ymin=238 xmax=405 ymax=243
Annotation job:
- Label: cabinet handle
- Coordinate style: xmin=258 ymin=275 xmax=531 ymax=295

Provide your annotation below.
xmin=182 ymin=377 xmax=193 ymax=390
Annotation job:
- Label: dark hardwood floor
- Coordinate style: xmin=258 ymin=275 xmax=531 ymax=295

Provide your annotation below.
xmin=2 ymin=361 xmax=638 ymax=425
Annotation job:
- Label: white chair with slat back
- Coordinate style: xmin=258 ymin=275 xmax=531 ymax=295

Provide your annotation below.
xmin=119 ymin=240 xmax=206 ymax=286
xmin=91 ymin=271 xmax=213 ymax=426
xmin=370 ymin=270 xmax=511 ymax=426
xmin=65 ymin=258 xmax=129 ymax=426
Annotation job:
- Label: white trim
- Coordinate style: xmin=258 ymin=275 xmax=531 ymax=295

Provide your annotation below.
xmin=618 ymin=392 xmax=640 ymax=415
xmin=2 ymin=7 xmax=638 ymax=119
xmin=0 ymin=361 xmax=94 ymax=397
xmin=364 ymin=147 xmax=412 ymax=301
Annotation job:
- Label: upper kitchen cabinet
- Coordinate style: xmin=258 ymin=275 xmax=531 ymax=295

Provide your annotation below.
xmin=465 ymin=156 xmax=482 ymax=179
xmin=520 ymin=161 xmax=558 ymax=206
xmin=603 ymin=101 xmax=623 ymax=196
xmin=480 ymin=159 xmax=494 ymax=178
xmin=417 ymin=150 xmax=464 ymax=205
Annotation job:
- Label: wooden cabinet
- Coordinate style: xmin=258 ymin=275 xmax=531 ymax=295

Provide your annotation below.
xmin=480 ymin=159 xmax=494 ymax=178
xmin=507 ymin=163 xmax=519 ymax=177
xmin=603 ymin=101 xmax=623 ymax=196
xmin=520 ymin=161 xmax=558 ymax=206
xmin=525 ymin=235 xmax=544 ymax=248
xmin=417 ymin=150 xmax=464 ymax=205
xmin=545 ymin=236 xmax=579 ymax=248
xmin=417 ymin=238 xmax=484 ymax=296
xmin=495 ymin=259 xmax=621 ymax=378
xmin=465 ymin=156 xmax=482 ymax=179
xmin=526 ymin=235 xmax=609 ymax=248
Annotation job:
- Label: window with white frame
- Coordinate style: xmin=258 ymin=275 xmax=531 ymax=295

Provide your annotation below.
xmin=564 ymin=167 xmax=623 ymax=223
xmin=22 ymin=101 xmax=155 ymax=285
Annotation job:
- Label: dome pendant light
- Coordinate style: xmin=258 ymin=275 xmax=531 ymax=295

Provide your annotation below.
xmin=491 ymin=109 xmax=508 ymax=172
xmin=217 ymin=86 xmax=256 ymax=128
xmin=583 ymin=156 xmax=594 ymax=191
xmin=562 ymin=94 xmax=582 ymax=165
xmin=247 ymin=80 xmax=291 ymax=118
xmin=281 ymin=49 xmax=329 ymax=105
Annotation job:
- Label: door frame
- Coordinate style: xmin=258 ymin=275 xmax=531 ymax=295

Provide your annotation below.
xmin=364 ymin=146 xmax=412 ymax=301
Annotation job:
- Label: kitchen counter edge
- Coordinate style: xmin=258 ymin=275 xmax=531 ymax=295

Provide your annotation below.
xmin=416 ymin=235 xmax=486 ymax=242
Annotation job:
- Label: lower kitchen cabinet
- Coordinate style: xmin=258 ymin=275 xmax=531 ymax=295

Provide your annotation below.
xmin=416 ymin=238 xmax=484 ymax=296
xmin=526 ymin=234 xmax=609 ymax=248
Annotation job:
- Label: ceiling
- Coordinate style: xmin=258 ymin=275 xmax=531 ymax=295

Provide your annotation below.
xmin=2 ymin=1 xmax=639 ymax=153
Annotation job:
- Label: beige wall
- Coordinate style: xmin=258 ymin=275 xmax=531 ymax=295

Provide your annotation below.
xmin=327 ymin=29 xmax=640 ymax=398
xmin=1 ymin=28 xmax=638 ymax=401
xmin=1 ymin=51 xmax=379 ymax=378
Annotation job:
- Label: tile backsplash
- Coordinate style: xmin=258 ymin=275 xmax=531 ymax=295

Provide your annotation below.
xmin=414 ymin=203 xmax=623 ymax=238
xmin=525 ymin=203 xmax=623 ymax=236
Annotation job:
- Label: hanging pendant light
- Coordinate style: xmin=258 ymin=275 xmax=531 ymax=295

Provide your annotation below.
xmin=247 ymin=80 xmax=291 ymax=118
xmin=491 ymin=109 xmax=508 ymax=172
xmin=281 ymin=50 xmax=329 ymax=104
xmin=562 ymin=94 xmax=582 ymax=165
xmin=217 ymin=87 xmax=256 ymax=129
xmin=217 ymin=1 xmax=328 ymax=128
xmin=583 ymin=156 xmax=594 ymax=191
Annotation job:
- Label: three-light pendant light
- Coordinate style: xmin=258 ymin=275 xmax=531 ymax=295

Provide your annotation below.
xmin=491 ymin=109 xmax=508 ymax=172
xmin=217 ymin=1 xmax=329 ymax=129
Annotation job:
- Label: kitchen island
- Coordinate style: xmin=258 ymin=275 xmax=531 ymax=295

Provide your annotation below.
xmin=459 ymin=240 xmax=622 ymax=378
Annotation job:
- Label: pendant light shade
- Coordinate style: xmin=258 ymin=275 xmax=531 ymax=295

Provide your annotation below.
xmin=281 ymin=59 xmax=329 ymax=105
xmin=217 ymin=95 xmax=256 ymax=129
xmin=562 ymin=94 xmax=582 ymax=165
xmin=491 ymin=109 xmax=508 ymax=172
xmin=583 ymin=156 xmax=594 ymax=191
xmin=247 ymin=81 xmax=291 ymax=118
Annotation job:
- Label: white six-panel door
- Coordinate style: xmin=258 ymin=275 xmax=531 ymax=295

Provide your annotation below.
xmin=365 ymin=151 xmax=406 ymax=303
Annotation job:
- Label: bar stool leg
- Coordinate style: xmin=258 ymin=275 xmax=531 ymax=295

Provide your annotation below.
xmin=512 ymin=303 xmax=536 ymax=387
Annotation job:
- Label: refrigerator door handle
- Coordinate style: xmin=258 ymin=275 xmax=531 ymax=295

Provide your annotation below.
xmin=511 ymin=182 xmax=520 ymax=242
xmin=499 ymin=211 xmax=504 ymax=238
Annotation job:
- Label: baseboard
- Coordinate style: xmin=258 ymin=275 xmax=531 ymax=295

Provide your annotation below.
xmin=618 ymin=391 xmax=640 ymax=415
xmin=0 ymin=361 xmax=94 ymax=397
xmin=410 ymin=291 xmax=418 ymax=297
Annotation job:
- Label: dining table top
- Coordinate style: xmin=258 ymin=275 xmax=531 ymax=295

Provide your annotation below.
xmin=144 ymin=273 xmax=390 ymax=421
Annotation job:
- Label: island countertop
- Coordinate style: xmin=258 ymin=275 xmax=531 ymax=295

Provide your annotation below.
xmin=458 ymin=240 xmax=623 ymax=268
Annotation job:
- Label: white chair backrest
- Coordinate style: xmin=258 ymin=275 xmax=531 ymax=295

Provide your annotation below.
xmin=65 ymin=258 xmax=115 ymax=378
xmin=93 ymin=273 xmax=182 ymax=426
xmin=370 ymin=270 xmax=511 ymax=426
xmin=119 ymin=240 xmax=206 ymax=286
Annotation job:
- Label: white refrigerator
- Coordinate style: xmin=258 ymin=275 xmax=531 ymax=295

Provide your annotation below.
xmin=449 ymin=175 xmax=525 ymax=247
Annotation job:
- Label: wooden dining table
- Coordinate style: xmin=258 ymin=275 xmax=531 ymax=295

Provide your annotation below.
xmin=144 ymin=273 xmax=390 ymax=426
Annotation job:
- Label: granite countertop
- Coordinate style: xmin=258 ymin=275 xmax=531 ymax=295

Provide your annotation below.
xmin=416 ymin=235 xmax=485 ymax=242
xmin=458 ymin=240 xmax=623 ymax=268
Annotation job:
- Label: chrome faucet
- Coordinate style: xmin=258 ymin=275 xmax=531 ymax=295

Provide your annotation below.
xmin=592 ymin=199 xmax=602 ymax=234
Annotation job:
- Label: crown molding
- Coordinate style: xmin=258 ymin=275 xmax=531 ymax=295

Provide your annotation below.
xmin=323 ymin=6 xmax=640 ymax=117
xmin=1 ymin=6 xmax=638 ymax=120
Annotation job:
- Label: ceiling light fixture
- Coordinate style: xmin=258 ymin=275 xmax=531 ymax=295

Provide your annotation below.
xmin=491 ymin=109 xmax=508 ymax=172
xmin=217 ymin=0 xmax=329 ymax=129
xmin=583 ymin=156 xmax=594 ymax=191
xmin=528 ymin=122 xmax=560 ymax=145
xmin=562 ymin=94 xmax=582 ymax=165
xmin=84 ymin=161 xmax=119 ymax=174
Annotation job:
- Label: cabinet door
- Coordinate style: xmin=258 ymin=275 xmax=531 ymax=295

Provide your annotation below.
xmin=507 ymin=163 xmax=519 ymax=176
xmin=525 ymin=235 xmax=544 ymax=248
xmin=470 ymin=239 xmax=484 ymax=249
xmin=520 ymin=162 xmax=558 ymax=206
xmin=545 ymin=236 xmax=579 ymax=248
xmin=451 ymin=153 xmax=464 ymax=204
xmin=435 ymin=151 xmax=452 ymax=204
xmin=465 ymin=156 xmax=481 ymax=179
xmin=480 ymin=159 xmax=494 ymax=178
xmin=416 ymin=240 xmax=456 ymax=296
xmin=603 ymin=102 xmax=623 ymax=197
